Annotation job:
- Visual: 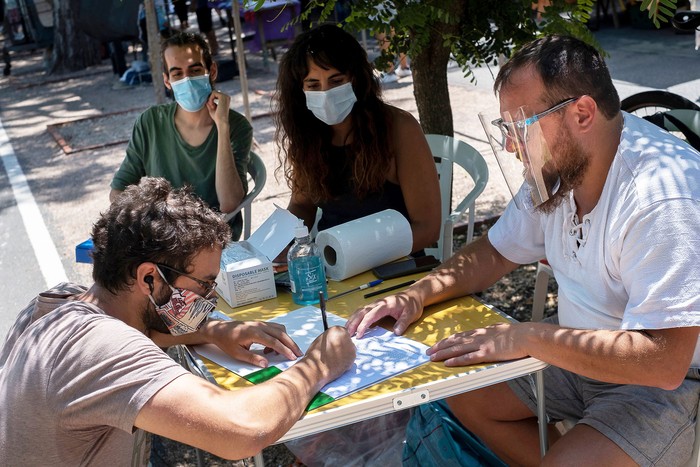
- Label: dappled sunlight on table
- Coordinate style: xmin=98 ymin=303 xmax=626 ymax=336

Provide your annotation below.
xmin=207 ymin=271 xmax=515 ymax=414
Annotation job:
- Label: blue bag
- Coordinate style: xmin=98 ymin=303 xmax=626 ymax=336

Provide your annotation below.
xmin=402 ymin=399 xmax=507 ymax=467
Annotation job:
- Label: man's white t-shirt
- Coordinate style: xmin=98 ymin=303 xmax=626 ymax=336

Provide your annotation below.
xmin=489 ymin=112 xmax=700 ymax=368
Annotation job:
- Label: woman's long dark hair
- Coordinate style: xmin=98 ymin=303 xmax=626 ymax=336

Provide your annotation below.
xmin=274 ymin=24 xmax=392 ymax=203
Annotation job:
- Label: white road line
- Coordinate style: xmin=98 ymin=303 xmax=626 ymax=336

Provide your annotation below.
xmin=0 ymin=117 xmax=67 ymax=287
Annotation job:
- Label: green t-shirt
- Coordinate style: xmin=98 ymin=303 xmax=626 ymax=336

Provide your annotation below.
xmin=111 ymin=102 xmax=252 ymax=240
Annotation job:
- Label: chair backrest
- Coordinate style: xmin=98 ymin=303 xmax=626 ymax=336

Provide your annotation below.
xmin=424 ymin=134 xmax=489 ymax=261
xmin=662 ymin=109 xmax=700 ymax=152
xmin=223 ymin=151 xmax=267 ymax=239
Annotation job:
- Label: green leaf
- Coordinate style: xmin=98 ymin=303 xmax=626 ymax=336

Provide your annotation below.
xmin=658 ymin=5 xmax=674 ymax=16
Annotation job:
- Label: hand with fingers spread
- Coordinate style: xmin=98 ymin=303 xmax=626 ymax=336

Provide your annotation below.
xmin=426 ymin=323 xmax=527 ymax=367
xmin=345 ymin=289 xmax=424 ymax=338
xmin=206 ymin=320 xmax=303 ymax=368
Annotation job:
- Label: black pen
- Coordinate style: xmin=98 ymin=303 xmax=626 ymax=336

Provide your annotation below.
xmin=319 ymin=291 xmax=329 ymax=331
xmin=328 ymin=279 xmax=384 ymax=301
xmin=363 ymin=280 xmax=416 ymax=299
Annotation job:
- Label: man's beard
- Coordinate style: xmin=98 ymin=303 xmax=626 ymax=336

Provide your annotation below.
xmin=143 ymin=286 xmax=172 ymax=334
xmin=535 ymin=126 xmax=589 ymax=214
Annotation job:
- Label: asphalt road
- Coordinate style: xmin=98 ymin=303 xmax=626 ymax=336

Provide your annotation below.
xmin=2 ymin=23 xmax=700 ymax=343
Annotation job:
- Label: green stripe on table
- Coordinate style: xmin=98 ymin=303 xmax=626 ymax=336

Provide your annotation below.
xmin=245 ymin=367 xmax=335 ymax=411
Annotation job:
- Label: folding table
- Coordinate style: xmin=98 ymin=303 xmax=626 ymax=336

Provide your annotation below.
xmin=185 ymin=270 xmax=549 ymax=455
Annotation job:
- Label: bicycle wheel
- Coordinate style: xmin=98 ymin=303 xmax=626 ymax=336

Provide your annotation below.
xmin=621 ymin=90 xmax=700 ymax=118
xmin=622 ymin=91 xmax=700 ymax=150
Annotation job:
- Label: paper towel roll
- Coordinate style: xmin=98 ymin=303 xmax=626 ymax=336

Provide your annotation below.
xmin=315 ymin=209 xmax=413 ymax=281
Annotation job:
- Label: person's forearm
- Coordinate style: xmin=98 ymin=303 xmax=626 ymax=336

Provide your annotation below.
xmin=518 ymin=322 xmax=698 ymax=388
xmin=215 ymin=123 xmax=245 ymax=213
xmin=137 ymin=362 xmax=331 ymax=461
xmin=194 ymin=355 xmax=333 ymax=459
xmin=410 ymin=220 xmax=441 ymax=253
xmin=414 ymin=235 xmax=518 ymax=308
xmin=232 ymin=356 xmax=331 ymax=441
xmin=149 ymin=320 xmax=221 ymax=348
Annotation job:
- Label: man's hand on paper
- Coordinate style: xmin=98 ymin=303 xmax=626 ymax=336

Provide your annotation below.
xmin=206 ymin=320 xmax=303 ymax=368
xmin=426 ymin=323 xmax=527 ymax=366
xmin=303 ymin=326 xmax=356 ymax=385
xmin=346 ymin=290 xmax=424 ymax=338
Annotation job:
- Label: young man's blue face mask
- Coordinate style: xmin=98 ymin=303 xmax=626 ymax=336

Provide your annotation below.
xmin=171 ymin=75 xmax=212 ymax=112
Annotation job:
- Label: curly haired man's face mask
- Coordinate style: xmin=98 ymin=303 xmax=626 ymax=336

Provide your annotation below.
xmin=149 ymin=266 xmax=215 ymax=335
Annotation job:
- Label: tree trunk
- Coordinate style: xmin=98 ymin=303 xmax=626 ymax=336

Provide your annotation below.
xmin=410 ymin=1 xmax=466 ymax=136
xmin=411 ymin=31 xmax=453 ymax=136
xmin=49 ymin=0 xmax=101 ymax=74
xmin=144 ymin=0 xmax=167 ymax=104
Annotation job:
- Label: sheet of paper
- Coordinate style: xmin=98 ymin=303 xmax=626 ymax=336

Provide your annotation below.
xmin=194 ymin=306 xmax=430 ymax=400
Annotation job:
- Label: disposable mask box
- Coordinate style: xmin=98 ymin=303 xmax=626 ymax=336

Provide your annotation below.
xmin=216 ymin=206 xmax=298 ymax=308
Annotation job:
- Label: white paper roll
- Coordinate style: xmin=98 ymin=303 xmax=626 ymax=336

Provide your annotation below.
xmin=315 ymin=209 xmax=413 ymax=281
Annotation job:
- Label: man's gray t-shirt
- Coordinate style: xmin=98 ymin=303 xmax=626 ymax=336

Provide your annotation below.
xmin=0 ymin=283 xmax=190 ymax=466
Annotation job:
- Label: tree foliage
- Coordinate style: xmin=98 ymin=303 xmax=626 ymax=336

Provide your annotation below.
xmin=305 ymin=1 xmax=602 ymax=79
xmin=642 ymin=0 xmax=678 ymax=27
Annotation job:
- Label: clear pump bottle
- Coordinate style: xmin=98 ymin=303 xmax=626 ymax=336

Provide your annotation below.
xmin=287 ymin=220 xmax=328 ymax=305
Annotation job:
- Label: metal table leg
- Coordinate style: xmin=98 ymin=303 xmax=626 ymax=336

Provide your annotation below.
xmin=535 ymin=370 xmax=548 ymax=457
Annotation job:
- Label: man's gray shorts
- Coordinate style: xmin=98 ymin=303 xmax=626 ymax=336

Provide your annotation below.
xmin=508 ymin=366 xmax=700 ymax=466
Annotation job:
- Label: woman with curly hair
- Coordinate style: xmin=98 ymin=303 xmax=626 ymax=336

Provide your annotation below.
xmin=274 ymin=24 xmax=440 ymax=255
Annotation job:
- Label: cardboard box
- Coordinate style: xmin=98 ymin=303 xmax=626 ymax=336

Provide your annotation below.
xmin=216 ymin=206 xmax=298 ymax=308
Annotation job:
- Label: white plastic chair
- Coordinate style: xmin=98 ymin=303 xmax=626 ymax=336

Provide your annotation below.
xmin=223 ymin=150 xmax=267 ymax=239
xmin=424 ymin=134 xmax=489 ymax=262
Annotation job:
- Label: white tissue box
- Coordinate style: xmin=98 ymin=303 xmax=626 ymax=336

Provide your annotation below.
xmin=216 ymin=242 xmax=276 ymax=308
xmin=216 ymin=206 xmax=298 ymax=308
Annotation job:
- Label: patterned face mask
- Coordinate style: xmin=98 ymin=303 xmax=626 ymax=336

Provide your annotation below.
xmin=304 ymin=81 xmax=357 ymax=125
xmin=149 ymin=266 xmax=216 ymax=336
xmin=170 ymin=75 xmax=212 ymax=112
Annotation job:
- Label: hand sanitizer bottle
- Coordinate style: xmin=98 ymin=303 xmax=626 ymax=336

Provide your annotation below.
xmin=287 ymin=219 xmax=328 ymax=305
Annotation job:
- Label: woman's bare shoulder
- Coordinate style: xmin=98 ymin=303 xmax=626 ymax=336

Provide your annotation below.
xmin=384 ymin=104 xmax=421 ymax=131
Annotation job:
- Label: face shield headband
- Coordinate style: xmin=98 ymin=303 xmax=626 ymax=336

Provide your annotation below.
xmin=479 ymin=97 xmax=579 ymax=210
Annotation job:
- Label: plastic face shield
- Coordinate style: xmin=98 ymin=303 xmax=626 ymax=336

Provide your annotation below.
xmin=479 ymin=106 xmax=561 ymax=210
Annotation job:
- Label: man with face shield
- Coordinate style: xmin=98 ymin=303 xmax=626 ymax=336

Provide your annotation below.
xmin=347 ymin=35 xmax=700 ymax=465
xmin=0 ymin=177 xmax=355 ymax=465
xmin=110 ymin=32 xmax=252 ymax=241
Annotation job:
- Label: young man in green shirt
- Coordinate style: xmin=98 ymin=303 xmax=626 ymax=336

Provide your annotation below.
xmin=111 ymin=32 xmax=252 ymax=240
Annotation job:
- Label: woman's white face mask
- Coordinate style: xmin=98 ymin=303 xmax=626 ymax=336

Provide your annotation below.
xmin=304 ymin=82 xmax=357 ymax=126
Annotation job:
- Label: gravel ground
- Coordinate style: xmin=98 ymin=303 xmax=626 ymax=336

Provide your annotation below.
xmin=152 ymin=218 xmax=559 ymax=467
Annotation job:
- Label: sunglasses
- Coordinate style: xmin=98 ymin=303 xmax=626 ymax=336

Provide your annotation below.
xmin=156 ymin=263 xmax=217 ymax=299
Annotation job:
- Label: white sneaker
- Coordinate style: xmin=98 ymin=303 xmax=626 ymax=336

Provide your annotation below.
xmin=379 ymin=72 xmax=399 ymax=84
xmin=395 ymin=67 xmax=412 ymax=78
